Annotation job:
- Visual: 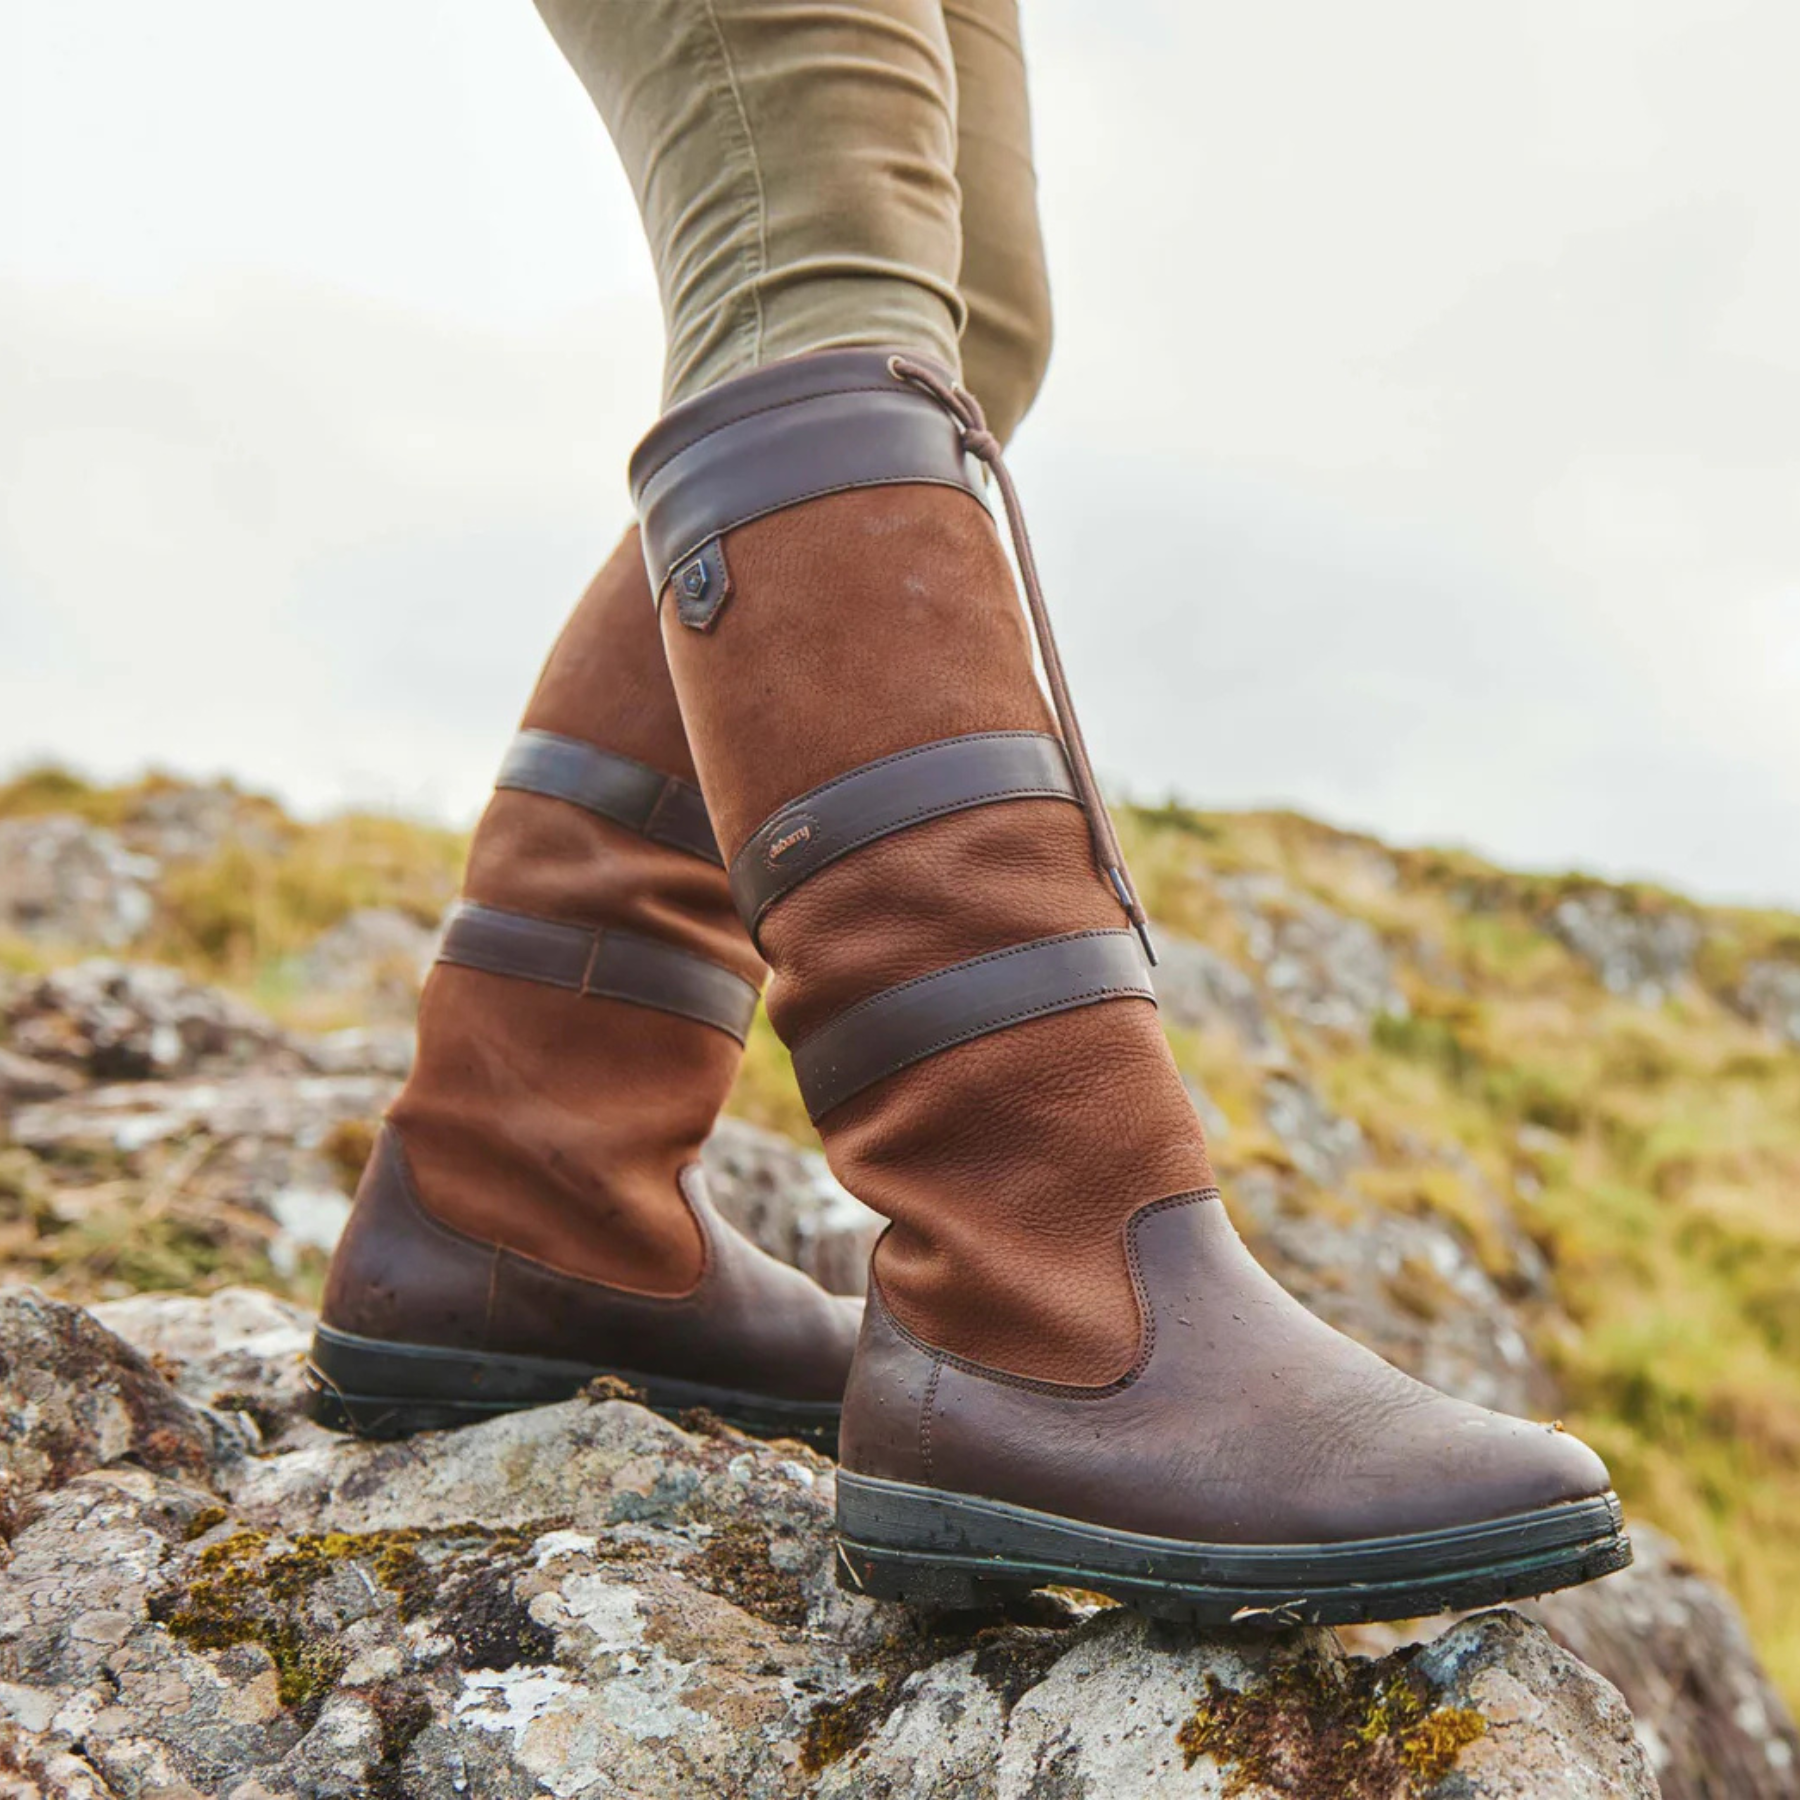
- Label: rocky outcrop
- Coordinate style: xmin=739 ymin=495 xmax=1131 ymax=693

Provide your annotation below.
xmin=1548 ymin=891 xmax=1702 ymax=1004
xmin=0 ymin=1285 xmax=1659 ymax=1800
xmin=0 ymin=1289 xmax=243 ymax=1503
xmin=0 ymin=820 xmax=157 ymax=951
xmin=2 ymin=879 xmax=1796 ymax=1796
xmin=1151 ymin=931 xmax=1289 ymax=1063
xmin=291 ymin=908 xmax=438 ymax=1023
xmin=1529 ymin=1526 xmax=1800 ymax=1800
xmin=4 ymin=963 xmax=300 ymax=1086
xmin=1739 ymin=958 xmax=1800 ymax=1047
xmin=700 ymin=1120 xmax=881 ymax=1297
xmin=1219 ymin=874 xmax=1407 ymax=1036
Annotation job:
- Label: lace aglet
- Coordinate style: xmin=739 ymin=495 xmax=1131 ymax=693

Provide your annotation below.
xmin=1134 ymin=916 xmax=1159 ymax=967
xmin=1105 ymin=866 xmax=1158 ymax=966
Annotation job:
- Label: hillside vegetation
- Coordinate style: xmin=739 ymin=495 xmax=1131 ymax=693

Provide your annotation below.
xmin=2 ymin=764 xmax=1797 ymax=1709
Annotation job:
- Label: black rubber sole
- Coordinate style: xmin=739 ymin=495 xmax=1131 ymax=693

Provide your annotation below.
xmin=834 ymin=1472 xmax=1631 ymax=1626
xmin=303 ymin=1323 xmax=841 ymax=1452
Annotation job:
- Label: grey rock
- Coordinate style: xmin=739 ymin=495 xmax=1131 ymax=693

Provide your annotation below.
xmin=0 ymin=819 xmax=157 ymax=951
xmin=1220 ymin=874 xmax=1407 ymax=1037
xmin=1550 ymin=891 xmax=1702 ymax=1004
xmin=0 ymin=1049 xmax=82 ymax=1110
xmin=123 ymin=783 xmax=268 ymax=866
xmin=0 ymin=1290 xmax=242 ymax=1503
xmin=0 ymin=1291 xmax=1667 ymax=1799
xmin=1228 ymin=1168 xmax=1547 ymax=1417
xmin=1739 ymin=959 xmax=1800 ymax=1047
xmin=1261 ymin=1073 xmax=1365 ymax=1187
xmin=1149 ymin=932 xmax=1287 ymax=1062
xmin=1528 ymin=1524 xmax=1800 ymax=1800
xmin=702 ymin=1118 xmax=881 ymax=1297
xmin=831 ymin=1608 xmax=1655 ymax=1798
xmin=0 ymin=1722 xmax=120 ymax=1797
xmin=10 ymin=1073 xmax=394 ymax=1159
xmin=4 ymin=963 xmax=299 ymax=1085
xmin=291 ymin=910 xmax=437 ymax=1022
xmin=293 ymin=1026 xmax=414 ymax=1079
xmin=91 ymin=1288 xmax=315 ymax=1449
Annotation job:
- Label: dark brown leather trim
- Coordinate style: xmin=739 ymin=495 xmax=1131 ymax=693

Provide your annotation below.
xmin=791 ymin=930 xmax=1156 ymax=1122
xmin=496 ymin=729 xmax=720 ymax=865
xmin=628 ymin=349 xmax=984 ymax=596
xmin=437 ymin=900 xmax=758 ymax=1042
xmin=728 ymin=732 xmax=1079 ymax=940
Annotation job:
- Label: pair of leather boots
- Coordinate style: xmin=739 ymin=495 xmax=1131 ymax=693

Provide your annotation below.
xmin=311 ymin=350 xmax=1628 ymax=1625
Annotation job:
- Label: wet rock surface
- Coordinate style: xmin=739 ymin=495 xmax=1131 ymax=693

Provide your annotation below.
xmin=0 ymin=1285 xmax=1659 ymax=1800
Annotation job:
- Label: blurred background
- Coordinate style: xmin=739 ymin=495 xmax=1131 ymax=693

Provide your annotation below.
xmin=5 ymin=0 xmax=1799 ymax=900
xmin=3 ymin=2 xmax=1798 ymax=1786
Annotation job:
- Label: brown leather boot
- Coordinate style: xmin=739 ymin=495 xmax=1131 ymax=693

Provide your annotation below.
xmin=306 ymin=530 xmax=860 ymax=1445
xmin=629 ymin=349 xmax=1630 ymax=1624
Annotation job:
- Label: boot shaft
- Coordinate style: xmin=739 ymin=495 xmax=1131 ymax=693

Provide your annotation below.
xmin=630 ymin=351 xmax=1214 ymax=1384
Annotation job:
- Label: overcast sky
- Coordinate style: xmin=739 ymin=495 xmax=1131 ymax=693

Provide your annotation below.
xmin=4 ymin=0 xmax=1797 ymax=904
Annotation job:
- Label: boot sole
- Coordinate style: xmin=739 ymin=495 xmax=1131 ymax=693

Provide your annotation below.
xmin=303 ymin=1323 xmax=841 ymax=1451
xmin=834 ymin=1472 xmax=1630 ymax=1626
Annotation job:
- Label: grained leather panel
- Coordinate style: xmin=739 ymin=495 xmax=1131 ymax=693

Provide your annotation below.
xmin=838 ymin=1270 xmax=934 ymax=1485
xmin=319 ymin=1125 xmax=497 ymax=1349
xmin=489 ymin=1166 xmax=861 ymax=1402
xmin=324 ymin=1126 xmax=861 ymax=1404
xmin=345 ymin=530 xmax=753 ymax=1299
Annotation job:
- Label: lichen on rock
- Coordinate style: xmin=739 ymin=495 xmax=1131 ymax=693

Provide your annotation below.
xmin=0 ymin=1287 xmax=1671 ymax=1798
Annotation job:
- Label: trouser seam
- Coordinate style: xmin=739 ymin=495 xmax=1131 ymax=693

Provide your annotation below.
xmin=697 ymin=0 xmax=770 ymax=371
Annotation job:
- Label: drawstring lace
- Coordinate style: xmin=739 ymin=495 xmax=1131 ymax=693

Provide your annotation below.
xmin=888 ymin=354 xmax=1157 ymax=966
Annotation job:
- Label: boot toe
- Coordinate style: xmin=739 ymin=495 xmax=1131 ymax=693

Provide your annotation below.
xmin=1457 ymin=1409 xmax=1612 ymax=1518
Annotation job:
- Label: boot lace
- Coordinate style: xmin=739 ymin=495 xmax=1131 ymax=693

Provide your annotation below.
xmin=888 ymin=354 xmax=1156 ymax=965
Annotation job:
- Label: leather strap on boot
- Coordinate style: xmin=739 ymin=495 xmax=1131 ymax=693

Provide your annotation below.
xmin=430 ymin=728 xmax=756 ymax=1041
xmin=497 ymin=729 xmax=721 ymax=865
xmin=438 ymin=900 xmax=758 ymax=1043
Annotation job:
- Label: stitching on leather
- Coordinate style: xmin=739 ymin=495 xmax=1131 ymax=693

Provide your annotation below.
xmin=807 ymin=981 xmax=1153 ymax=1120
xmin=745 ymin=787 xmax=1079 ymax=935
xmin=487 ymin=1163 xmax=717 ymax=1307
xmin=733 ymin=733 xmax=1072 ymax=927
xmin=639 ymin=380 xmax=917 ymax=473
xmin=920 ymin=1357 xmax=942 ymax=1484
xmin=481 ymin=1245 xmax=501 ymax=1354
xmin=656 ymin=473 xmax=983 ymax=587
xmin=744 ymin=731 xmax=1058 ymax=817
xmin=504 ymin=735 xmax=718 ymax=862
xmin=444 ymin=906 xmax=752 ymax=1031
xmin=804 ymin=928 xmax=1130 ymax=1030
xmin=383 ymin=1125 xmax=511 ymax=1260
xmin=383 ymin=1125 xmax=703 ymax=1310
xmin=878 ymin=1190 xmax=1224 ymax=1398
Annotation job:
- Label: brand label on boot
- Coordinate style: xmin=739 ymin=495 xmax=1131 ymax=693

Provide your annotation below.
xmin=765 ymin=814 xmax=820 ymax=869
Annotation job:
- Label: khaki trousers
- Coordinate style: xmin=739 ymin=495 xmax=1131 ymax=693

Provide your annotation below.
xmin=532 ymin=0 xmax=1052 ymax=443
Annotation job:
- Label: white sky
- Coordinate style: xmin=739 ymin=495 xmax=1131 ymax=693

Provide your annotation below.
xmin=3 ymin=0 xmax=1798 ymax=904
